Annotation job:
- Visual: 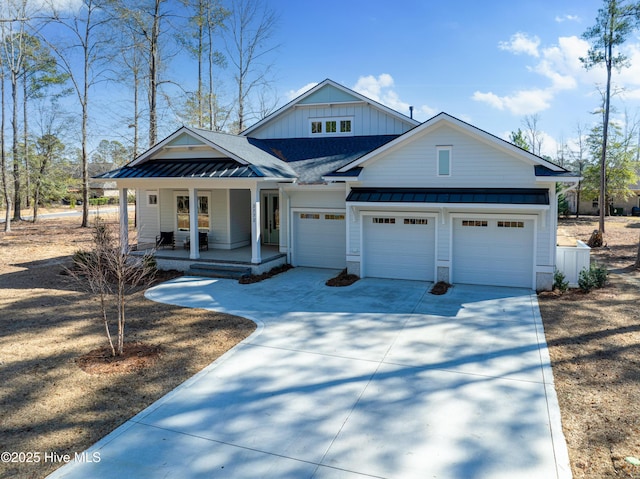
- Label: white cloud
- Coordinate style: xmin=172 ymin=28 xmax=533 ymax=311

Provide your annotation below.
xmin=286 ymin=82 xmax=318 ymax=101
xmin=474 ymin=35 xmax=598 ymax=115
xmin=473 ymin=88 xmax=553 ymax=115
xmin=555 ymin=14 xmax=580 ymax=23
xmin=498 ymin=32 xmax=541 ymax=57
xmin=353 ymin=74 xmax=435 ymax=120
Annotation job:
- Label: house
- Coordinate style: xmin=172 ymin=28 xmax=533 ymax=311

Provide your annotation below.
xmin=96 ymin=79 xmax=580 ymax=290
xmin=566 ymin=180 xmax=640 ymax=216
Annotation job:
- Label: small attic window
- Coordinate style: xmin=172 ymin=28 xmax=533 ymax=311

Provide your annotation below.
xmin=309 ymin=117 xmax=353 ymax=136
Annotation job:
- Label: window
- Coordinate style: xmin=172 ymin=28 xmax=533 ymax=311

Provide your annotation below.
xmin=592 ymin=200 xmax=599 ymax=208
xmin=300 ymin=213 xmax=320 ymax=219
xmin=437 ymin=146 xmax=451 ymax=176
xmin=404 ymin=218 xmax=428 ymax=225
xmin=309 ymin=117 xmax=354 ymax=136
xmin=325 ymin=214 xmax=345 ymax=220
xmin=373 ymin=217 xmax=395 ymax=224
xmin=147 ymin=192 xmax=158 ymax=206
xmin=497 ymin=221 xmax=524 ymax=228
xmin=177 ymin=194 xmax=210 ymax=231
xmin=462 ymin=220 xmax=487 ymax=227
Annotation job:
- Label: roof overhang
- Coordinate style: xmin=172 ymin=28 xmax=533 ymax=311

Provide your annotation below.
xmin=346 ymin=187 xmax=550 ymax=206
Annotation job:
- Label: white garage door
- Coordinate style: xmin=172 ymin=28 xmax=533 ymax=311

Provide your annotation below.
xmin=363 ymin=215 xmax=435 ymax=281
xmin=293 ymin=212 xmax=346 ymax=269
xmin=452 ymin=218 xmax=534 ymax=288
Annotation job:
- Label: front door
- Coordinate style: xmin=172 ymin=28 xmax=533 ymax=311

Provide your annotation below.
xmin=262 ymin=191 xmax=280 ymax=244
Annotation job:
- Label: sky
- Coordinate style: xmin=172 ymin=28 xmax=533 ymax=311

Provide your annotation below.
xmin=264 ymin=0 xmax=640 ymax=159
xmin=18 ymin=0 xmax=640 ymax=160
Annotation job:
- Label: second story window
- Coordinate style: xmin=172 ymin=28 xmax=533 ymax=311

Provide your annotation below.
xmin=309 ymin=117 xmax=353 ymax=136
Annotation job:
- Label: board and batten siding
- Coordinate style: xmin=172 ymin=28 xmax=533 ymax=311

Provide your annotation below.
xmin=250 ymin=104 xmax=414 ymax=139
xmin=358 ymin=125 xmax=538 ymax=188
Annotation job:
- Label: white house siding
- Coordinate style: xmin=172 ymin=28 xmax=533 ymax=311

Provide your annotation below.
xmin=358 ymin=125 xmax=538 ymax=188
xmin=209 ymin=189 xmax=229 ymax=248
xmin=137 ymin=189 xmax=159 ymax=244
xmin=229 ymin=189 xmax=251 ymax=248
xmin=249 ymin=104 xmax=415 ymax=139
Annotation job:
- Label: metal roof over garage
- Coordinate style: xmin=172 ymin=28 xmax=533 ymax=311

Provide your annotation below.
xmin=346 ymin=188 xmax=549 ymax=205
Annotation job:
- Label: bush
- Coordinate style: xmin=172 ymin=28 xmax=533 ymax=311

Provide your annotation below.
xmin=553 ymin=269 xmax=569 ymax=293
xmin=578 ymin=263 xmax=608 ymax=292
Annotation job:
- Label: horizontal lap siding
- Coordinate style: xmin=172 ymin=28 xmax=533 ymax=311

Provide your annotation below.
xmin=359 ymin=126 xmax=537 ymax=188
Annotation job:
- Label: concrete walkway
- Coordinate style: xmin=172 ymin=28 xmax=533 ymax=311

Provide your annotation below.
xmin=48 ymin=268 xmax=571 ymax=479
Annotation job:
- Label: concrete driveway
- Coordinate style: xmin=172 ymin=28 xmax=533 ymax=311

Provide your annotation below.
xmin=48 ymin=268 xmax=571 ymax=479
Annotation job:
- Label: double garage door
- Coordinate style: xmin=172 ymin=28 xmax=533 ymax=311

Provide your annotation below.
xmin=293 ymin=211 xmax=346 ymax=269
xmin=362 ymin=213 xmax=534 ymax=288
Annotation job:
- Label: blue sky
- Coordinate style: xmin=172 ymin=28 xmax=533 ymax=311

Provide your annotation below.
xmin=267 ymin=0 xmax=640 ymax=158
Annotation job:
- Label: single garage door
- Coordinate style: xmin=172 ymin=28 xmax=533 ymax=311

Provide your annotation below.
xmin=452 ymin=217 xmax=534 ymax=288
xmin=363 ymin=215 xmax=435 ymax=281
xmin=293 ymin=212 xmax=346 ymax=269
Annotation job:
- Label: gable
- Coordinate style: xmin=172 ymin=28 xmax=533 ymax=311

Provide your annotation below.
xmin=167 ymin=133 xmax=206 ymax=147
xmin=357 ymin=123 xmax=538 ymax=188
xmin=298 ymin=84 xmax=361 ymax=104
xmin=242 ymin=79 xmax=418 ymax=139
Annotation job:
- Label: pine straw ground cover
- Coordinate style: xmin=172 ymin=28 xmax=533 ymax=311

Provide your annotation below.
xmin=0 ymin=214 xmax=255 ymax=479
xmin=539 ymin=216 xmax=640 ymax=479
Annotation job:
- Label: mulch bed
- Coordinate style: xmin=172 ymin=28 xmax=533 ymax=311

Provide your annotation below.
xmin=76 ymin=342 xmax=163 ymax=375
xmin=430 ymin=281 xmax=451 ymax=295
xmin=239 ymin=264 xmax=293 ymax=284
xmin=326 ymin=269 xmax=360 ymax=287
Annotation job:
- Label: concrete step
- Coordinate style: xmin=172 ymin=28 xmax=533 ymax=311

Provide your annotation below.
xmin=187 ymin=263 xmax=252 ymax=280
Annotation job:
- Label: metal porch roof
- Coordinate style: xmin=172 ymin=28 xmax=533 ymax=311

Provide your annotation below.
xmin=346 ymin=188 xmax=549 ymax=205
xmin=95 ymin=159 xmax=260 ymax=179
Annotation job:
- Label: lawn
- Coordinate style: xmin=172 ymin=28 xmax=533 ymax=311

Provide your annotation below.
xmin=539 ymin=216 xmax=640 ymax=479
xmin=0 ymin=213 xmax=639 ymax=479
xmin=0 ymin=214 xmax=255 ymax=479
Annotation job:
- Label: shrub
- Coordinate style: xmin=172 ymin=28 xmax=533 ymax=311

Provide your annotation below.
xmin=553 ymin=269 xmax=569 ymax=293
xmin=578 ymin=263 xmax=608 ymax=292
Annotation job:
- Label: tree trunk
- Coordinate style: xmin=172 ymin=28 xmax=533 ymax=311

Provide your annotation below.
xmin=23 ymin=68 xmax=30 ymax=210
xmin=148 ymin=0 xmax=160 ymax=147
xmin=11 ymin=69 xmax=21 ymax=221
xmin=1 ymin=70 xmax=10 ymax=232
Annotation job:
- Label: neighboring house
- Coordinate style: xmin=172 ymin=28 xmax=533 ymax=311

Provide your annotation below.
xmin=96 ymin=79 xmax=580 ymax=290
xmin=566 ymin=181 xmax=640 ymax=216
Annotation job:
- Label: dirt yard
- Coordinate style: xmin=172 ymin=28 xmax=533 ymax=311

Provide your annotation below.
xmin=1 ymin=212 xmax=639 ymax=479
xmin=539 ymin=216 xmax=640 ymax=479
xmin=0 ymin=213 xmax=255 ymax=479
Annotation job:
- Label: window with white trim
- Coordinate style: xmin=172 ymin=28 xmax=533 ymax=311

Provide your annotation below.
xmin=462 ymin=220 xmax=487 ymax=227
xmin=437 ymin=146 xmax=451 ymax=176
xmin=147 ymin=192 xmax=158 ymax=206
xmin=497 ymin=221 xmax=524 ymax=228
xmin=309 ymin=117 xmax=353 ymax=136
xmin=176 ymin=194 xmax=210 ymax=231
xmin=373 ymin=217 xmax=395 ymax=224
xmin=404 ymin=218 xmax=428 ymax=225
xmin=300 ymin=213 xmax=320 ymax=219
xmin=325 ymin=214 xmax=345 ymax=220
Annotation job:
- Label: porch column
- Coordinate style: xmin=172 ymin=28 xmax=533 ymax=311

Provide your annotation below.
xmin=250 ymin=185 xmax=261 ymax=264
xmin=189 ymin=187 xmax=199 ymax=260
xmin=119 ymin=187 xmax=129 ymax=254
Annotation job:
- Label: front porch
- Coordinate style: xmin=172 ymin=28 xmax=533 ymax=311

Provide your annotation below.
xmin=135 ymin=244 xmax=287 ymax=276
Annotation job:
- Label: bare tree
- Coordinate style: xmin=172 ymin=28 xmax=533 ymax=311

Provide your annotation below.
xmin=567 ymin=123 xmax=588 ymax=218
xmin=523 ymin=114 xmax=544 ymax=156
xmin=1 ymin=52 xmax=11 ymax=231
xmin=224 ymin=0 xmax=278 ymax=133
xmin=46 ymin=0 xmax=114 ymax=227
xmin=581 ymin=0 xmax=640 ymax=235
xmin=0 ymin=0 xmax=35 ymax=221
xmin=70 ymin=217 xmax=156 ymax=357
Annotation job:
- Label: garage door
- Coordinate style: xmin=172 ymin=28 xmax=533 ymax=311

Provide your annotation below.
xmin=363 ymin=215 xmax=435 ymax=281
xmin=293 ymin=212 xmax=346 ymax=269
xmin=452 ymin=218 xmax=534 ymax=288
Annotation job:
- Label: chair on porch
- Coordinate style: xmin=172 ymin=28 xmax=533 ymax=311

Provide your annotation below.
xmin=184 ymin=232 xmax=209 ymax=251
xmin=155 ymin=231 xmax=175 ymax=250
